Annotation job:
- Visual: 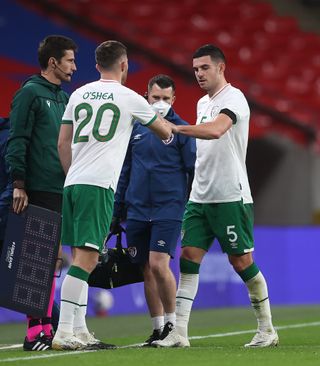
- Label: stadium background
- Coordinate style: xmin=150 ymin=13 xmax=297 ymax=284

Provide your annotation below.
xmin=0 ymin=0 xmax=319 ymax=322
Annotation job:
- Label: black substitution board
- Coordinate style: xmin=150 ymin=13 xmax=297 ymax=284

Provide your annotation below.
xmin=0 ymin=205 xmax=61 ymax=317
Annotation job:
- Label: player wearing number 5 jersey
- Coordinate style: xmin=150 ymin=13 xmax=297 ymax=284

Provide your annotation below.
xmin=52 ymin=40 xmax=172 ymax=351
xmin=153 ymin=44 xmax=278 ymax=349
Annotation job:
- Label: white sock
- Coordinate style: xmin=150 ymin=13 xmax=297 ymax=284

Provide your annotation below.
xmin=176 ymin=273 xmax=199 ymax=339
xmin=151 ymin=316 xmax=164 ymax=331
xmin=164 ymin=312 xmax=176 ymax=327
xmin=245 ymin=271 xmax=274 ymax=333
xmin=73 ymin=282 xmax=89 ymax=335
xmin=57 ymin=274 xmax=87 ymax=334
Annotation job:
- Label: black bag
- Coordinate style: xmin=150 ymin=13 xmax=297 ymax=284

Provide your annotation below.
xmin=88 ymin=228 xmax=144 ymax=289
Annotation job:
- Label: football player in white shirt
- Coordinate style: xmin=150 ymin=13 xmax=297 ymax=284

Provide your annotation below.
xmin=153 ymin=44 xmax=278 ymax=349
xmin=52 ymin=40 xmax=172 ymax=351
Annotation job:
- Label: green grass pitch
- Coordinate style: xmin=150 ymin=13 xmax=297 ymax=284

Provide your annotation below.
xmin=0 ymin=305 xmax=319 ymax=366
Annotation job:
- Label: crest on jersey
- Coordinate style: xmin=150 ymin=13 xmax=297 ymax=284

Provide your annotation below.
xmin=162 ymin=133 xmax=174 ymax=145
xmin=210 ymin=105 xmax=220 ymax=118
xmin=128 ymin=246 xmax=137 ymax=258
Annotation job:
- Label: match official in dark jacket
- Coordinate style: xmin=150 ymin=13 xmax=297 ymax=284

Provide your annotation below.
xmin=6 ymin=35 xmax=77 ymax=351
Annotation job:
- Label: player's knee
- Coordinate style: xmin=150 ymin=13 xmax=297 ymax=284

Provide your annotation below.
xmin=149 ymin=260 xmax=168 ymax=279
xmin=181 ymin=246 xmax=199 ymax=262
xmin=228 ymin=254 xmax=253 ymax=272
xmin=149 ymin=261 xmax=162 ymax=274
xmin=73 ymin=254 xmax=99 ymax=274
xmin=88 ymin=259 xmax=99 ymax=273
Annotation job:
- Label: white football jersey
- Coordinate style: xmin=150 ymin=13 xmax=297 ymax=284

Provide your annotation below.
xmin=190 ymin=83 xmax=253 ymax=204
xmin=62 ymin=79 xmax=156 ymax=190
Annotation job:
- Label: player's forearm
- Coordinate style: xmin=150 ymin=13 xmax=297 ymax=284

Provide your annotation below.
xmin=58 ymin=144 xmax=72 ymax=175
xmin=175 ymin=122 xmax=224 ymax=140
xmin=175 ymin=114 xmax=233 ymax=140
xmin=58 ymin=124 xmax=73 ymax=175
xmin=149 ymin=118 xmax=172 ymax=140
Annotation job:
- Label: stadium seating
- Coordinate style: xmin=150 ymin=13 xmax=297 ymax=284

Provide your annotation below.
xmin=20 ymin=0 xmax=320 ymax=145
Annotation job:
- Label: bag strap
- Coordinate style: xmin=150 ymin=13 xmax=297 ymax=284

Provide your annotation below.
xmin=105 ymin=225 xmax=126 ymax=251
xmin=115 ymin=230 xmax=122 ymax=251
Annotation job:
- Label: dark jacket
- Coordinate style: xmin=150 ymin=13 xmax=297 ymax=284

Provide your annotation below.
xmin=0 ymin=117 xmax=12 ymax=240
xmin=6 ymin=75 xmax=68 ymax=193
xmin=114 ymin=108 xmax=196 ymax=221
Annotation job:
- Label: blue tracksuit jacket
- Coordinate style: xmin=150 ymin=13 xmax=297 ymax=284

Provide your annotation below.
xmin=0 ymin=117 xmax=12 ymax=241
xmin=114 ymin=108 xmax=196 ymax=221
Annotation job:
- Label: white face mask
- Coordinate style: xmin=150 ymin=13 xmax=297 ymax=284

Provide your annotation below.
xmin=151 ymin=100 xmax=171 ymax=117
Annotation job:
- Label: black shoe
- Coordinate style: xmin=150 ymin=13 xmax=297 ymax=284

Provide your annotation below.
xmin=23 ymin=333 xmax=52 ymax=351
xmin=142 ymin=329 xmax=162 ymax=347
xmin=85 ymin=341 xmax=117 ymax=350
xmin=160 ymin=322 xmax=174 ymax=340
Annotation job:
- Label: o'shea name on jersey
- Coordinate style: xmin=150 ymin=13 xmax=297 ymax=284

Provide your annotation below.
xmin=82 ymin=92 xmax=114 ymax=101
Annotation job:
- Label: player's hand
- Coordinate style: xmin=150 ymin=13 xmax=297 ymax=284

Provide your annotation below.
xmin=12 ymin=188 xmax=28 ymax=214
xmin=167 ymin=121 xmax=179 ymax=134
xmin=109 ymin=216 xmax=122 ymax=235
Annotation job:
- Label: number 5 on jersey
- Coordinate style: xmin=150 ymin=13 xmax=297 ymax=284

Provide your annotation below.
xmin=227 ymin=225 xmax=238 ymax=243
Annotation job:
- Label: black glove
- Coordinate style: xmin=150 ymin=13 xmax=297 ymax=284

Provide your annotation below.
xmin=109 ymin=216 xmax=122 ymax=235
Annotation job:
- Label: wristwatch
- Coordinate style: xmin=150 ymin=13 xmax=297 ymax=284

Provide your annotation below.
xmin=13 ymin=180 xmax=25 ymax=189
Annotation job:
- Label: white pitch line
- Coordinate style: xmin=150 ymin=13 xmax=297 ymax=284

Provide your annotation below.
xmin=189 ymin=321 xmax=320 ymax=340
xmin=0 ymin=345 xmax=22 ymax=351
xmin=0 ymin=350 xmax=95 ymax=362
xmin=275 ymin=321 xmax=320 ymax=330
xmin=118 ymin=343 xmax=143 ymax=349
xmin=0 ymin=321 xmax=319 ymax=362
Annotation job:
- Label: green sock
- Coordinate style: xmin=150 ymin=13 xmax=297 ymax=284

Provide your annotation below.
xmin=68 ymin=265 xmax=90 ymax=282
xmin=180 ymin=258 xmax=200 ymax=274
xmin=237 ymin=262 xmax=260 ymax=282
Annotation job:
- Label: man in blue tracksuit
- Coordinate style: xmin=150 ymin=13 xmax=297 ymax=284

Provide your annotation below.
xmin=0 ymin=117 xmax=12 ymax=256
xmin=112 ymin=74 xmax=196 ymax=346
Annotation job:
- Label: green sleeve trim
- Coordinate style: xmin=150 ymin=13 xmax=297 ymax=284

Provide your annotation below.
xmin=61 ymin=119 xmax=73 ymax=125
xmin=144 ymin=114 xmax=157 ymax=127
xmin=68 ymin=265 xmax=90 ymax=282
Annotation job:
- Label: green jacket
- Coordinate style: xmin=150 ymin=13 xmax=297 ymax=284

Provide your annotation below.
xmin=6 ymin=74 xmax=68 ymax=193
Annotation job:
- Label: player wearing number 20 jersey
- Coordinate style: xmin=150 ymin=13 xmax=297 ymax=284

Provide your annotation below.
xmin=53 ymin=40 xmax=172 ymax=352
xmin=62 ymin=79 xmax=157 ymax=190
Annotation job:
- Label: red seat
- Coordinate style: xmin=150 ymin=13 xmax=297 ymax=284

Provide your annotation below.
xmin=47 ymin=0 xmax=320 ymax=145
xmin=263 ymin=15 xmax=299 ymax=35
xmin=250 ymin=111 xmax=274 ymax=139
